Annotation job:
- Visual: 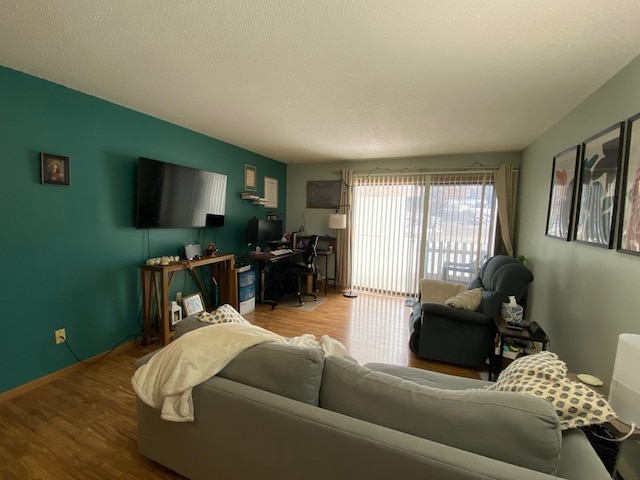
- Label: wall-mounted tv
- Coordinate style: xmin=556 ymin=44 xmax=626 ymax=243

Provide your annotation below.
xmin=136 ymin=157 xmax=227 ymax=229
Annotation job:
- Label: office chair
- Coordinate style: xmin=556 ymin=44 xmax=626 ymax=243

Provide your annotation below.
xmin=283 ymin=235 xmax=319 ymax=306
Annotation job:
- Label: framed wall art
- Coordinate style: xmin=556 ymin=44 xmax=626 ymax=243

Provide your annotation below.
xmin=617 ymin=112 xmax=640 ymax=255
xmin=244 ymin=164 xmax=256 ymax=191
xmin=306 ymin=180 xmax=342 ymax=208
xmin=41 ymin=153 xmax=70 ymax=186
xmin=182 ymin=293 xmax=205 ymax=317
xmin=574 ymin=122 xmax=624 ymax=249
xmin=264 ymin=176 xmax=278 ymax=208
xmin=545 ymin=145 xmax=580 ymax=240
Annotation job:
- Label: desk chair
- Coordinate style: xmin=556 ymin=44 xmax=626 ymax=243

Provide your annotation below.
xmin=283 ymin=235 xmax=319 ymax=306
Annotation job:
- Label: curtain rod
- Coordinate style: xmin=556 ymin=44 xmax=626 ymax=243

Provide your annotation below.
xmin=331 ymin=167 xmax=518 ymax=176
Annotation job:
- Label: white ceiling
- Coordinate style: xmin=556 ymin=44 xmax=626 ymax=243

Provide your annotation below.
xmin=2 ymin=1 xmax=640 ymax=164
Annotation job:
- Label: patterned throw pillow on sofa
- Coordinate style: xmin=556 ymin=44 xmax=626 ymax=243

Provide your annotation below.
xmin=198 ymin=304 xmax=249 ymax=325
xmin=485 ymin=351 xmax=616 ymax=429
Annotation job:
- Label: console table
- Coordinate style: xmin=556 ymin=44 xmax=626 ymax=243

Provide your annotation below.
xmin=140 ymin=253 xmax=238 ymax=345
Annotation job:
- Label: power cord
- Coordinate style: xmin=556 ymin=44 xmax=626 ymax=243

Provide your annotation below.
xmin=60 ymin=332 xmax=144 ymax=365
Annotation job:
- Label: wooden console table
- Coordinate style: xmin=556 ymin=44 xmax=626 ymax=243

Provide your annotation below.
xmin=140 ymin=253 xmax=238 ymax=345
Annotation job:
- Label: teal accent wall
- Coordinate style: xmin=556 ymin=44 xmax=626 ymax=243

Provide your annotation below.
xmin=0 ymin=66 xmax=286 ymax=393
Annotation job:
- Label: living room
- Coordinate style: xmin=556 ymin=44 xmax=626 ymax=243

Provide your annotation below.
xmin=1 ymin=2 xmax=640 ymax=478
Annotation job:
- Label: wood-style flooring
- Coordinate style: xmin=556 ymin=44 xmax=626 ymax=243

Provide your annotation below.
xmin=0 ymin=291 xmax=487 ymax=479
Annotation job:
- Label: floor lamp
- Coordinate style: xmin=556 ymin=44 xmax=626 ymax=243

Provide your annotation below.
xmin=328 ymin=213 xmax=357 ymax=298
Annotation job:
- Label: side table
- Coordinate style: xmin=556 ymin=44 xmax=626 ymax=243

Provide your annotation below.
xmin=491 ymin=317 xmax=550 ymax=380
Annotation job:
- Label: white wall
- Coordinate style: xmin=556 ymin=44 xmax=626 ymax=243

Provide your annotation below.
xmin=285 ymin=152 xmax=520 ymax=236
xmin=517 ymin=55 xmax=640 ymax=477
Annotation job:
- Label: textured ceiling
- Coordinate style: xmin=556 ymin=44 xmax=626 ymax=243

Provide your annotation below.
xmin=1 ymin=1 xmax=640 ymax=164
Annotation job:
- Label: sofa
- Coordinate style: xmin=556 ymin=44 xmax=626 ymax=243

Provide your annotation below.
xmin=409 ymin=255 xmax=533 ymax=368
xmin=134 ymin=318 xmax=609 ymax=480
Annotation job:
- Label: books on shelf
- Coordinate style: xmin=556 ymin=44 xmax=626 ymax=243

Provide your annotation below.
xmin=241 ymin=192 xmax=260 ymax=200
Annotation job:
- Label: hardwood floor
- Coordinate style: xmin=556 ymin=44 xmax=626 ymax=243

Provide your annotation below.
xmin=0 ymin=291 xmax=487 ymax=479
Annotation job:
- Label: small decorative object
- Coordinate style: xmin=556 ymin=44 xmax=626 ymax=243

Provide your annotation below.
xmin=205 ymin=241 xmax=218 ymax=256
xmin=501 ymin=296 xmax=523 ymax=324
xmin=575 ymin=122 xmax=624 ymax=248
xmin=618 ymin=112 xmax=640 ymax=255
xmin=546 ymin=146 xmax=580 ymax=240
xmin=244 ymin=164 xmax=256 ymax=191
xmin=182 ymin=293 xmax=205 ymax=317
xmin=41 ymin=153 xmax=70 ymax=186
xmin=170 ymin=301 xmax=183 ymax=326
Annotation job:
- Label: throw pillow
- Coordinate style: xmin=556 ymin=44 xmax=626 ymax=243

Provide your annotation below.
xmin=485 ymin=351 xmax=616 ymax=429
xmin=445 ymin=287 xmax=482 ymax=311
xmin=198 ymin=304 xmax=249 ymax=325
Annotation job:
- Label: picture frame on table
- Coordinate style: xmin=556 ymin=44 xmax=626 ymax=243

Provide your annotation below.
xmin=182 ymin=293 xmax=205 ymax=317
xmin=41 ymin=152 xmax=70 ymax=186
xmin=244 ymin=164 xmax=257 ymax=191
xmin=545 ymin=145 xmax=580 ymax=240
xmin=574 ymin=122 xmax=624 ymax=249
xmin=617 ymin=112 xmax=640 ymax=255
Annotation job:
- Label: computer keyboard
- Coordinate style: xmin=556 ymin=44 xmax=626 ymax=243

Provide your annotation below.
xmin=270 ymin=248 xmax=293 ymax=256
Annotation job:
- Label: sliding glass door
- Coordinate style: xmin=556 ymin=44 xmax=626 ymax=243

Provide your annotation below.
xmin=351 ymin=172 xmax=496 ymax=299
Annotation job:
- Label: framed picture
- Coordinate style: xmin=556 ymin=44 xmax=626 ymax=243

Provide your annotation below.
xmin=244 ymin=164 xmax=257 ymax=191
xmin=575 ymin=122 xmax=625 ymax=248
xmin=306 ymin=180 xmax=342 ymax=208
xmin=41 ymin=153 xmax=70 ymax=186
xmin=264 ymin=176 xmax=278 ymax=208
xmin=617 ymin=112 xmax=640 ymax=255
xmin=182 ymin=293 xmax=205 ymax=317
xmin=545 ymin=146 xmax=580 ymax=240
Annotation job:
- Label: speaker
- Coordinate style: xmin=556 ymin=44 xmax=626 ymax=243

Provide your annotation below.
xmin=184 ymin=244 xmax=203 ymax=260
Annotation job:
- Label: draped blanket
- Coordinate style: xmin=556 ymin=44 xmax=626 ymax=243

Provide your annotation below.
xmin=132 ymin=323 xmax=347 ymax=421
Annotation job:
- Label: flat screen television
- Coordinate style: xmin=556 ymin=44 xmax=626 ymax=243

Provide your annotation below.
xmin=247 ymin=218 xmax=283 ymax=244
xmin=136 ymin=157 xmax=227 ymax=229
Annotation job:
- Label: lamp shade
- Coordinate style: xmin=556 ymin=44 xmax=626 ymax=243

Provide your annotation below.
xmin=328 ymin=213 xmax=347 ymax=230
xmin=608 ymin=333 xmax=640 ymax=426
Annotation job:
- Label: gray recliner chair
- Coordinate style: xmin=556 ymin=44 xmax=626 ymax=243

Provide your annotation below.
xmin=409 ymin=255 xmax=533 ymax=368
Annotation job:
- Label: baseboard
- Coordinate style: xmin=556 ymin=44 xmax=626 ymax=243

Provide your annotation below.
xmin=0 ymin=340 xmax=137 ymax=403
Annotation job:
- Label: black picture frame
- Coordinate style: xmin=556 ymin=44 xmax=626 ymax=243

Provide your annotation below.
xmin=306 ymin=180 xmax=342 ymax=208
xmin=41 ymin=153 xmax=70 ymax=186
xmin=244 ymin=164 xmax=256 ymax=191
xmin=545 ymin=145 xmax=580 ymax=240
xmin=617 ymin=112 xmax=640 ymax=255
xmin=574 ymin=122 xmax=624 ymax=249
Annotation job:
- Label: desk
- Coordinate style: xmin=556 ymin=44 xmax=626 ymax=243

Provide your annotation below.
xmin=140 ymin=254 xmax=237 ymax=345
xmin=246 ymin=250 xmax=302 ymax=305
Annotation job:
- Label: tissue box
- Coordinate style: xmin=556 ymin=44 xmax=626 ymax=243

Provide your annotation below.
xmin=501 ymin=303 xmax=523 ymax=323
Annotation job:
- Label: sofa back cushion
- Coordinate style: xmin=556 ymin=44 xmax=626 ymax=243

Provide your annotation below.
xmin=319 ymin=356 xmax=561 ymax=474
xmin=215 ymin=342 xmax=325 ymax=406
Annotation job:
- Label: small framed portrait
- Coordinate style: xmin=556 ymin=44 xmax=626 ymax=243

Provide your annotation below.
xmin=244 ymin=164 xmax=257 ymax=191
xmin=182 ymin=293 xmax=205 ymax=317
xmin=41 ymin=153 xmax=70 ymax=186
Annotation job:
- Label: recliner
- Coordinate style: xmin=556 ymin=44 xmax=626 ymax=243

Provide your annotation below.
xmin=409 ymin=255 xmax=533 ymax=368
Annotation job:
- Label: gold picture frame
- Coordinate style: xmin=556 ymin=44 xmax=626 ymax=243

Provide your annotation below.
xmin=182 ymin=292 xmax=205 ymax=317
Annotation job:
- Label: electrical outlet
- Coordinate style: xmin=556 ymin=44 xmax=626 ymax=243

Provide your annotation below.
xmin=176 ymin=292 xmax=182 ymax=304
xmin=54 ymin=328 xmax=66 ymax=344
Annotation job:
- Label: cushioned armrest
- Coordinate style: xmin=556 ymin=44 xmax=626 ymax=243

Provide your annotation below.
xmin=421 ymin=302 xmax=493 ymax=326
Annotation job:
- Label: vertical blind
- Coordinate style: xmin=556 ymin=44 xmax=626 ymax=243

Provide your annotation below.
xmin=351 ymin=171 xmax=496 ymax=299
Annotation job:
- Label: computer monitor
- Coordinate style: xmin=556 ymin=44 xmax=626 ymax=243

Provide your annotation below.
xmin=247 ymin=218 xmax=283 ymax=244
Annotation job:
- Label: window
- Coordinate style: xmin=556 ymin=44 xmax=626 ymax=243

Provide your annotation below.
xmin=351 ymin=172 xmax=496 ymax=299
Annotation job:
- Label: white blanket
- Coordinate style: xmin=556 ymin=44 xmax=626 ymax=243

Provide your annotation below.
xmin=131 ymin=323 xmax=348 ymax=422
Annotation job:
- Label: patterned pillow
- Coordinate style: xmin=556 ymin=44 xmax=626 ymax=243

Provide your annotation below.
xmin=485 ymin=352 xmax=616 ymax=429
xmin=445 ymin=288 xmax=482 ymax=311
xmin=198 ymin=304 xmax=250 ymax=325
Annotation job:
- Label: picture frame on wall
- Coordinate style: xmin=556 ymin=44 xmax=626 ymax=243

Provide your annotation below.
xmin=574 ymin=122 xmax=625 ymax=249
xmin=617 ymin=112 xmax=640 ymax=255
xmin=244 ymin=164 xmax=257 ymax=191
xmin=41 ymin=152 xmax=70 ymax=186
xmin=182 ymin=293 xmax=205 ymax=317
xmin=545 ymin=145 xmax=580 ymax=240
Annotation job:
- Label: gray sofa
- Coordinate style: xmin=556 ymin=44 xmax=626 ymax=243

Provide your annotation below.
xmin=134 ymin=318 xmax=609 ymax=480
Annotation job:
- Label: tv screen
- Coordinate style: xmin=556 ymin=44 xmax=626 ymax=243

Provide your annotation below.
xmin=136 ymin=157 xmax=227 ymax=229
xmin=247 ymin=218 xmax=283 ymax=244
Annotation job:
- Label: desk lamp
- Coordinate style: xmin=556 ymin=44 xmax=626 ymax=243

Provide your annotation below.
xmin=608 ymin=333 xmax=640 ymax=433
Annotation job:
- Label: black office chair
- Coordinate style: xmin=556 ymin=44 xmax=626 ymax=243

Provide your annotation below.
xmin=283 ymin=235 xmax=319 ymax=306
